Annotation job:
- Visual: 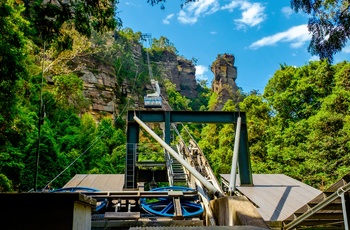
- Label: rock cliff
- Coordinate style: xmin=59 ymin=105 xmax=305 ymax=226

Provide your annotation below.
xmin=73 ymin=55 xmax=118 ymax=120
xmin=68 ymin=42 xmax=198 ymax=120
xmin=155 ymin=50 xmax=197 ymax=98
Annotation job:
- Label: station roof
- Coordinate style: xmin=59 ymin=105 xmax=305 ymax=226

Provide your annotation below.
xmin=220 ymin=174 xmax=322 ymax=222
xmin=64 ymin=174 xmax=124 ymax=191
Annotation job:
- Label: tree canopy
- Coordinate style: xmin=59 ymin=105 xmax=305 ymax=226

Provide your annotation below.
xmin=23 ymin=0 xmax=119 ymax=46
xmin=291 ymin=0 xmax=350 ymax=62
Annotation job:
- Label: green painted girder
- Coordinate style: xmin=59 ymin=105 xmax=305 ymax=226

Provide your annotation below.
xmin=126 ymin=110 xmax=253 ymax=188
xmin=128 ymin=110 xmax=246 ymax=123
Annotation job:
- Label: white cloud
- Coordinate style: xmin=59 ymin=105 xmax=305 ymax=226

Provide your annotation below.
xmin=125 ymin=2 xmax=140 ymax=7
xmin=195 ymin=65 xmax=209 ymax=81
xmin=178 ymin=0 xmax=219 ymax=25
xmin=281 ymin=6 xmax=293 ymax=18
xmin=309 ymin=56 xmax=320 ymax=61
xmin=249 ymin=24 xmax=311 ymax=49
xmin=163 ymin=14 xmax=174 ymax=24
xmin=221 ymin=1 xmax=241 ymax=12
xmin=235 ymin=2 xmax=266 ymax=29
xmin=177 ymin=0 xmax=266 ymax=29
xmin=221 ymin=1 xmax=266 ymax=29
xmin=210 ymin=31 xmax=217 ymax=35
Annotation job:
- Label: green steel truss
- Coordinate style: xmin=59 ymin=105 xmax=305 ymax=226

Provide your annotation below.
xmin=125 ymin=110 xmax=253 ymax=189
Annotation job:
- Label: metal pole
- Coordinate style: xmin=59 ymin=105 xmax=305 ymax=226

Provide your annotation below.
xmin=34 ymin=41 xmax=45 ymax=192
xmin=229 ymin=116 xmax=241 ymax=195
xmin=133 ymin=115 xmax=223 ymax=198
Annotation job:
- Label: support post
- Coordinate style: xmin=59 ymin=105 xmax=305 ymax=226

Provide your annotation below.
xmin=229 ymin=116 xmax=241 ymax=195
xmin=238 ymin=119 xmax=253 ymax=185
xmin=165 ymin=111 xmax=171 ymax=145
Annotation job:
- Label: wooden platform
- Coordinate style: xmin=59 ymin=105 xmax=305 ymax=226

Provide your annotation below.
xmin=220 ymin=174 xmax=322 ymax=222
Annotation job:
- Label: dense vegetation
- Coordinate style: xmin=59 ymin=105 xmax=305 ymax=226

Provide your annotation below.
xmin=1 ymin=0 xmax=349 ymax=193
xmin=199 ymin=60 xmax=350 ymax=190
xmin=0 ymin=0 xmax=125 ymax=192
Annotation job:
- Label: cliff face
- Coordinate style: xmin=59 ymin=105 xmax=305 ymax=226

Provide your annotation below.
xmin=70 ymin=43 xmax=198 ymax=119
xmin=211 ymin=53 xmax=239 ymax=111
xmin=74 ymin=56 xmax=117 ymax=120
xmin=156 ymin=50 xmax=198 ymax=98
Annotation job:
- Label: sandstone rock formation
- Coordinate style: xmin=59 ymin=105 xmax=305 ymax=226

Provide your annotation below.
xmin=74 ymin=56 xmax=118 ymax=120
xmin=211 ymin=53 xmax=239 ymax=111
xmin=67 ymin=42 xmax=199 ymax=120
xmin=156 ymin=50 xmax=198 ymax=98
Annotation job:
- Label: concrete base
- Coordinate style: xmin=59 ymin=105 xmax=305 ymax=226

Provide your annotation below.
xmin=210 ymin=196 xmax=269 ymax=229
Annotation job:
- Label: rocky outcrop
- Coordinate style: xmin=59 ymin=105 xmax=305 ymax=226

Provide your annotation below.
xmin=177 ymin=57 xmax=197 ymax=98
xmin=211 ymin=53 xmax=239 ymax=111
xmin=156 ymin=50 xmax=198 ymax=98
xmin=73 ymin=56 xmax=118 ymax=120
xmin=66 ymin=41 xmax=199 ymax=119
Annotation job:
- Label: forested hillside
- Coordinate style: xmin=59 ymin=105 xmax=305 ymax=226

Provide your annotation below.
xmin=1 ymin=0 xmax=349 ymax=193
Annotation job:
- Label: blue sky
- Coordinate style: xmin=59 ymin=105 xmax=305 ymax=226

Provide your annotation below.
xmin=118 ymin=0 xmax=350 ymax=93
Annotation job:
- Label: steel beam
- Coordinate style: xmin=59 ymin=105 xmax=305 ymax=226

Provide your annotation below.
xmin=128 ymin=111 xmax=246 ymax=123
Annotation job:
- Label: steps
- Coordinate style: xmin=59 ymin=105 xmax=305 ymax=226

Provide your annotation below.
xmin=171 ymin=157 xmax=187 ymax=184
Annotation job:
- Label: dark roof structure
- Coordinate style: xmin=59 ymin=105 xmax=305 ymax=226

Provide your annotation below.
xmin=64 ymin=174 xmax=125 ymax=191
xmin=283 ymin=173 xmax=350 ymax=229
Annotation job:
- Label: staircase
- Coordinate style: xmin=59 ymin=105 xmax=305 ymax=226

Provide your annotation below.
xmin=165 ymin=148 xmax=187 ymax=186
xmin=125 ymin=143 xmax=136 ymax=189
xmin=171 ymin=156 xmax=187 ymax=184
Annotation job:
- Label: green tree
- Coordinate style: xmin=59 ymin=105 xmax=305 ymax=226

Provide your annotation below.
xmin=151 ymin=36 xmax=177 ymax=54
xmin=21 ymin=119 xmax=67 ymax=190
xmin=0 ymin=0 xmax=29 ymax=147
xmin=164 ymin=79 xmax=190 ymax=110
xmin=52 ymin=73 xmax=87 ymax=112
xmin=0 ymin=174 xmax=13 ymax=192
xmin=189 ymin=80 xmax=211 ymax=111
xmin=240 ymin=93 xmax=270 ymax=166
xmin=147 ymin=0 xmax=196 ymax=9
xmin=264 ymin=61 xmax=333 ymax=122
xmin=291 ymin=0 xmax=350 ymax=62
xmin=23 ymin=0 xmax=119 ymax=45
